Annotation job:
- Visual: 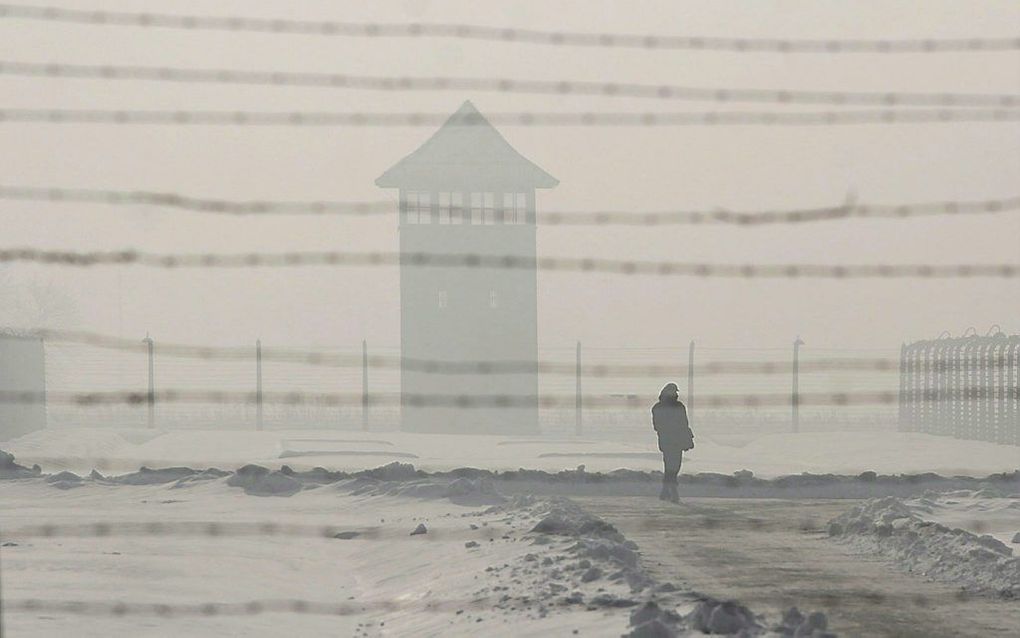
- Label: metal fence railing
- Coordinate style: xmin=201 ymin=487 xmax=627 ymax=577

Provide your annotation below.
xmin=899 ymin=330 xmax=1019 ymax=445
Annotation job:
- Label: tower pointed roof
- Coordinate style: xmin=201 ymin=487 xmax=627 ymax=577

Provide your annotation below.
xmin=376 ymin=101 xmax=558 ymax=190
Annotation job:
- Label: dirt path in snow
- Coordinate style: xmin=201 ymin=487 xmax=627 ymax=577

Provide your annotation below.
xmin=576 ymin=496 xmax=1020 ymax=638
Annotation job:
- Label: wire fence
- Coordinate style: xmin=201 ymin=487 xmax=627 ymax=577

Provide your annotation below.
xmin=3 ymin=4 xmax=1017 ymax=53
xmin=5 ymin=186 xmax=1019 ymax=226
xmin=3 ymin=248 xmax=1018 ymax=279
xmin=900 ymin=333 xmax=1020 ymax=445
xmin=9 ymin=335 xmax=921 ymax=439
xmin=3 ymin=107 xmax=1018 ymax=127
xmin=23 ymin=328 xmax=913 ymax=376
xmin=8 ymin=328 xmax=1019 ymax=440
xmin=5 ymin=60 xmax=1018 ymax=108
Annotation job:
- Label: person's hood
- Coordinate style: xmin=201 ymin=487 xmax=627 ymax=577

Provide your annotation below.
xmin=658 ymin=383 xmax=679 ymax=403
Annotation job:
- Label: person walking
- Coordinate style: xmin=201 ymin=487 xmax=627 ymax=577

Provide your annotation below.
xmin=652 ymin=382 xmax=694 ymax=503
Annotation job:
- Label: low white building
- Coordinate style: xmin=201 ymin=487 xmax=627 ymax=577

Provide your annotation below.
xmin=0 ymin=330 xmax=46 ymax=441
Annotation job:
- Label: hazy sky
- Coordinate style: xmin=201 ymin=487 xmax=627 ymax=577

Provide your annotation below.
xmin=1 ymin=1 xmax=1018 ymax=351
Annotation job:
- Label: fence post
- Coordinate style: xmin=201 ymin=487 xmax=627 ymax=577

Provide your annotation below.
xmin=939 ymin=338 xmax=950 ymax=436
xmin=0 ymin=522 xmax=5 ymax=638
xmin=926 ymin=340 xmax=934 ymax=434
xmin=362 ymin=340 xmax=369 ymax=431
xmin=792 ymin=337 xmax=804 ymax=434
xmin=1008 ymin=339 xmax=1019 ymax=446
xmin=993 ymin=340 xmax=1007 ymax=443
xmin=898 ymin=343 xmax=906 ymax=431
xmin=1 ymin=522 xmax=5 ymax=638
xmin=950 ymin=341 xmax=963 ymax=438
xmin=256 ymin=339 xmax=263 ymax=432
xmin=143 ymin=333 xmax=154 ymax=429
xmin=687 ymin=340 xmax=695 ymax=430
xmin=575 ymin=341 xmax=582 ymax=436
xmin=979 ymin=340 xmax=992 ymax=442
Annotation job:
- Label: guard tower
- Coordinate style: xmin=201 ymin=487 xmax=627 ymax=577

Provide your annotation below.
xmin=376 ymin=101 xmax=558 ymax=434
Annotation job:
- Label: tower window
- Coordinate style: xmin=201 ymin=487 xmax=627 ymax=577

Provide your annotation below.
xmin=503 ymin=192 xmax=528 ymax=224
xmin=438 ymin=192 xmax=463 ymax=225
xmin=471 ymin=192 xmax=495 ymax=224
xmin=406 ymin=191 xmax=431 ymax=224
xmin=488 ymin=289 xmax=498 ymax=308
xmin=470 ymin=192 xmax=482 ymax=224
xmin=483 ymin=192 xmax=496 ymax=224
xmin=438 ymin=290 xmax=449 ymax=309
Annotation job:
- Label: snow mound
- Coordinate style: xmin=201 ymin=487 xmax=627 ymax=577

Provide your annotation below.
xmin=522 ymin=498 xmax=650 ymax=593
xmin=340 ymin=473 xmax=506 ymax=506
xmin=829 ymin=496 xmax=1020 ymax=596
xmin=772 ymin=607 xmax=834 ymax=638
xmin=225 ymin=464 xmax=303 ymax=497
xmin=338 ymin=462 xmax=505 ymax=505
xmin=354 ymin=461 xmax=420 ymax=482
xmin=44 ymin=470 xmax=83 ymax=490
xmin=687 ymin=598 xmax=762 ymax=635
xmin=109 ymin=466 xmax=227 ymax=487
xmin=530 ymin=498 xmax=629 ymax=543
xmin=626 ymin=597 xmax=833 ymax=637
xmin=625 ymin=601 xmax=681 ymax=637
xmin=0 ymin=449 xmax=40 ymax=479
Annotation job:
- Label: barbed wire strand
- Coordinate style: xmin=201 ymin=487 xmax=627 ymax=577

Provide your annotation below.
xmin=0 ymin=516 xmax=1005 ymax=540
xmin=1 ymin=4 xmax=1017 ymax=53
xmin=23 ymin=327 xmax=981 ymax=378
xmin=1 ymin=586 xmax=981 ymax=619
xmin=4 ymin=597 xmax=486 ymax=618
xmin=2 ymin=108 xmax=1017 ymax=127
xmin=3 ymin=61 xmax=1017 ymax=108
xmin=4 ymin=186 xmax=1019 ymax=226
xmin=2 ymin=248 xmax=1018 ymax=279
xmin=0 ymin=388 xmax=972 ymax=409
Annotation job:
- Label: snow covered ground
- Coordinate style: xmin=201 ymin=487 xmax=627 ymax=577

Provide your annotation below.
xmin=0 ymin=467 xmax=644 ymax=636
xmin=5 ymin=427 xmax=1018 ymax=478
xmin=3 ymin=424 xmax=1018 ymax=637
xmin=1 ymin=449 xmax=842 ymax=638
xmin=903 ymin=488 xmax=1020 ymax=548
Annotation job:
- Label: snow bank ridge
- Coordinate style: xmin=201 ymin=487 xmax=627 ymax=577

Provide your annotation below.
xmin=828 ymin=495 xmax=1020 ymax=597
xmin=0 ymin=449 xmax=41 ymax=479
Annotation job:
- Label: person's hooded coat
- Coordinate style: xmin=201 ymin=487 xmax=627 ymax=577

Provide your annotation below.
xmin=652 ymin=383 xmax=694 ymax=452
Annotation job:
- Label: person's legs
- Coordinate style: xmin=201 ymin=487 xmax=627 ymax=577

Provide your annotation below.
xmin=666 ymin=451 xmax=683 ymax=501
xmin=661 ymin=450 xmax=681 ymax=502
xmin=659 ymin=453 xmax=671 ymax=500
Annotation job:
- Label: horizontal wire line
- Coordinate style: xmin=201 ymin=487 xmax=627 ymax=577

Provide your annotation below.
xmin=2 ymin=248 xmax=1018 ymax=278
xmin=2 ymin=4 xmax=1017 ymax=53
xmin=3 ymin=60 xmax=1017 ymax=108
xmin=0 ymin=389 xmax=986 ymax=409
xmin=4 ymin=597 xmax=484 ymax=618
xmin=27 ymin=329 xmax=917 ymax=376
xmin=0 ymin=592 xmax=991 ymax=614
xmin=0 ymin=515 xmax=992 ymax=540
xmin=4 ymin=186 xmax=1019 ymax=226
xmin=1 ymin=108 xmax=1018 ymax=127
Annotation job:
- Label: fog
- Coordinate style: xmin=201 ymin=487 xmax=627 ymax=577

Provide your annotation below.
xmin=3 ymin=4 xmax=1020 ymax=637
xmin=1 ymin=0 xmax=1017 ymax=351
